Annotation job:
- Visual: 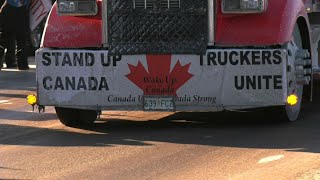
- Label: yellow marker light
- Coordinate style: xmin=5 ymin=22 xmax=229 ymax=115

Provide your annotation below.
xmin=27 ymin=94 xmax=37 ymax=106
xmin=287 ymin=94 xmax=298 ymax=106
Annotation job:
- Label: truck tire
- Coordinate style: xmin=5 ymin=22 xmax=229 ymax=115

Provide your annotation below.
xmin=55 ymin=107 xmax=98 ymax=127
xmin=282 ymin=23 xmax=305 ymax=122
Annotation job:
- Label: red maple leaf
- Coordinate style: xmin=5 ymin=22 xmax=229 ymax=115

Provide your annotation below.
xmin=126 ymin=55 xmax=193 ymax=96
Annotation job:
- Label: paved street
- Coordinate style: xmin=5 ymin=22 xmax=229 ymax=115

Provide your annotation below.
xmin=1 ymin=57 xmax=320 ymax=179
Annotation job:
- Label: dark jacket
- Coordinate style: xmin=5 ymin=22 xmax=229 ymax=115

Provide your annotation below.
xmin=0 ymin=0 xmax=5 ymax=30
xmin=0 ymin=1 xmax=28 ymax=34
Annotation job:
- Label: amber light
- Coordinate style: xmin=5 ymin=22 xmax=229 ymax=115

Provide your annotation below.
xmin=287 ymin=94 xmax=298 ymax=106
xmin=27 ymin=94 xmax=37 ymax=106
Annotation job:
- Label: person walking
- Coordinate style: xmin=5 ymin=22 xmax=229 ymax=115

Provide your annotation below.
xmin=0 ymin=0 xmax=30 ymax=70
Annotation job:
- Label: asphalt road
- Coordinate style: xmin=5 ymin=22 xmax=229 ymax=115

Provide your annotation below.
xmin=1 ymin=58 xmax=320 ymax=179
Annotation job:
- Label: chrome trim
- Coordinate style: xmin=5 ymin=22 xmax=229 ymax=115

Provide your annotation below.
xmin=134 ymin=0 xmax=180 ymax=9
xmin=208 ymin=0 xmax=215 ymax=46
xmin=102 ymin=0 xmax=108 ymax=47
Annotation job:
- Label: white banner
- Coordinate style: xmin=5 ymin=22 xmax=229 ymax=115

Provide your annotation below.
xmin=29 ymin=0 xmax=52 ymax=31
xmin=36 ymin=49 xmax=287 ymax=111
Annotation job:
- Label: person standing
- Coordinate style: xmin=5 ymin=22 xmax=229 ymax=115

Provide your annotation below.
xmin=0 ymin=0 xmax=5 ymax=70
xmin=0 ymin=0 xmax=30 ymax=70
xmin=0 ymin=32 xmax=17 ymax=69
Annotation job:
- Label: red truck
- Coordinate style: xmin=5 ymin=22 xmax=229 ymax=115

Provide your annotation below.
xmin=34 ymin=0 xmax=320 ymax=126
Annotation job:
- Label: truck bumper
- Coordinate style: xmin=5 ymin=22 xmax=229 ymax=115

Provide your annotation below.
xmin=36 ymin=48 xmax=288 ymax=111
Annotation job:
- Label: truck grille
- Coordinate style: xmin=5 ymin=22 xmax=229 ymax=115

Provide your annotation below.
xmin=108 ymin=0 xmax=208 ymax=55
xmin=134 ymin=0 xmax=180 ymax=9
xmin=134 ymin=0 xmax=153 ymax=9
xmin=166 ymin=0 xmax=180 ymax=9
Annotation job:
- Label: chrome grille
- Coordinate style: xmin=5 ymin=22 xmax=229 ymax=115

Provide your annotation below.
xmin=161 ymin=0 xmax=180 ymax=9
xmin=108 ymin=0 xmax=208 ymax=55
xmin=146 ymin=0 xmax=153 ymax=8
xmin=134 ymin=0 xmax=146 ymax=9
xmin=134 ymin=0 xmax=180 ymax=9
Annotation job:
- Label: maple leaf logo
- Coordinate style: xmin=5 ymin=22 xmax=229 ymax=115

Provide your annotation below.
xmin=126 ymin=55 xmax=193 ymax=96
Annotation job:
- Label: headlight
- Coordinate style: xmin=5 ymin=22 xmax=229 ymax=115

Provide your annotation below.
xmin=222 ymin=0 xmax=268 ymax=14
xmin=59 ymin=1 xmax=76 ymax=13
xmin=57 ymin=0 xmax=98 ymax=16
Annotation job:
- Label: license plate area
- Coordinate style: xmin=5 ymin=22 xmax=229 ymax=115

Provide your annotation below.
xmin=143 ymin=96 xmax=175 ymax=111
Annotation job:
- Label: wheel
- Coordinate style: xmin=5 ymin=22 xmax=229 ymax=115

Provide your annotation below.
xmin=55 ymin=107 xmax=98 ymax=127
xmin=281 ymin=23 xmax=309 ymax=121
xmin=78 ymin=109 xmax=98 ymax=125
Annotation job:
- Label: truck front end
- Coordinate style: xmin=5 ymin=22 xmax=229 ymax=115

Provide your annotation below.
xmin=35 ymin=0 xmax=312 ymax=126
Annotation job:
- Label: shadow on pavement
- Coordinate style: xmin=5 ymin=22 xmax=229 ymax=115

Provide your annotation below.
xmin=0 ymin=93 xmax=30 ymax=99
xmin=1 ymin=100 xmax=320 ymax=154
xmin=0 ymin=109 xmax=57 ymax=121
xmin=0 ymin=70 xmax=36 ymax=91
xmin=0 ymin=167 xmax=21 ymax=171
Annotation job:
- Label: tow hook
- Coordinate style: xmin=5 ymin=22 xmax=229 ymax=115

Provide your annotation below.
xmin=27 ymin=94 xmax=45 ymax=113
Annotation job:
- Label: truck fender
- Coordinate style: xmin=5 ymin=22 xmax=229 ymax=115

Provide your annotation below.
xmin=215 ymin=0 xmax=311 ymax=48
xmin=41 ymin=0 xmax=102 ymax=48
